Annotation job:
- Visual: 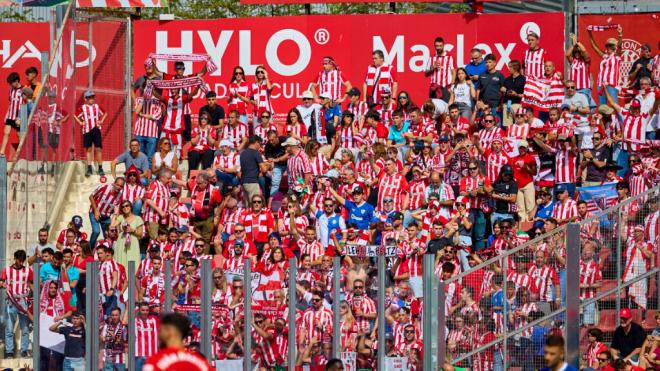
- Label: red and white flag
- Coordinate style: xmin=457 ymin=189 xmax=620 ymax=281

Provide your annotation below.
xmin=522 ymin=77 xmax=565 ymax=112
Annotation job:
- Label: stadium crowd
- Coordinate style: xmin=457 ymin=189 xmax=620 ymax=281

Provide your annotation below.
xmin=2 ymin=25 xmax=660 ymax=371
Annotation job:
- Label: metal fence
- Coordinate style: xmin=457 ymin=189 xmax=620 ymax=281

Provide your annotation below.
xmin=444 ymin=184 xmax=660 ymax=370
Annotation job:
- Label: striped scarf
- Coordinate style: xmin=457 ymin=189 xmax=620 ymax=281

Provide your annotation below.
xmin=143 ymin=76 xmax=208 ymax=98
xmin=145 ymin=53 xmax=218 ymax=74
xmin=586 ymin=24 xmax=620 ymax=32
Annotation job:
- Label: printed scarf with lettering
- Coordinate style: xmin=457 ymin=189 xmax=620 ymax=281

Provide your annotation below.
xmin=586 ymin=24 xmax=620 ymax=32
xmin=143 ymin=77 xmax=208 ymax=98
xmin=145 ymin=53 xmax=218 ymax=74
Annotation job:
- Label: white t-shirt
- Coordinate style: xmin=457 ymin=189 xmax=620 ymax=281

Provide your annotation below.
xmin=296 ymin=103 xmax=323 ymax=130
xmin=431 ymin=98 xmax=448 ymax=119
xmin=451 ymin=83 xmax=472 ymax=107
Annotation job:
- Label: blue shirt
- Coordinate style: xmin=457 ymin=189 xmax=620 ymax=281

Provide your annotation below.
xmin=324 ymin=104 xmax=342 ymax=124
xmin=387 ymin=122 xmax=410 ymax=145
xmin=315 ymin=210 xmax=347 ymax=247
xmin=491 ymin=289 xmax=504 ymax=313
xmin=465 ymin=60 xmax=486 ymax=89
xmin=344 ymin=200 xmax=376 ymax=230
xmin=534 ymin=201 xmax=555 ymax=230
xmin=540 ymin=364 xmax=578 ymax=371
xmin=40 ymin=263 xmax=80 ymax=305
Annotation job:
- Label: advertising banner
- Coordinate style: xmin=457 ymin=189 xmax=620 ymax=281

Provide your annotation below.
xmin=577 ymin=13 xmax=660 ymax=91
xmin=133 ymin=13 xmax=565 ymax=121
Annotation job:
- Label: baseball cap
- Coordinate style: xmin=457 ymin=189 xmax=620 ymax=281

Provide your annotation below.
xmin=518 ymin=140 xmax=529 ymax=148
xmin=560 ymin=103 xmax=570 ymax=111
xmin=319 ymin=93 xmax=331 ymax=100
xmin=301 ymin=91 xmax=314 ymax=99
xmin=491 ymin=138 xmax=503 ymax=146
xmin=72 ymin=215 xmax=83 ymax=228
xmin=620 ymin=308 xmax=632 ymax=319
xmin=282 ymin=137 xmax=300 ymax=147
xmin=455 ymin=196 xmax=468 ymax=205
xmin=126 ymin=165 xmax=140 ymax=175
xmin=515 ymin=107 xmax=525 ymax=116
xmin=500 ymin=164 xmax=514 ymax=175
xmin=634 ymin=225 xmax=645 ymax=233
xmin=219 ymin=139 xmax=234 ymax=149
xmin=148 ymin=243 xmax=161 ymax=252
xmin=234 ymin=239 xmax=245 ymax=247
xmin=347 ymin=88 xmax=361 ymax=97
xmin=176 ymin=225 xmax=189 ymax=234
xmin=439 ymin=135 xmax=450 ymax=142
xmin=555 ymin=184 xmax=568 ymax=193
xmin=390 ymin=211 xmax=404 ymax=221
xmin=598 ymin=105 xmax=614 ymax=115
xmin=352 ymin=187 xmax=364 ymax=195
xmin=630 ymin=99 xmax=642 ymax=109
xmin=84 ymin=90 xmax=95 ymax=98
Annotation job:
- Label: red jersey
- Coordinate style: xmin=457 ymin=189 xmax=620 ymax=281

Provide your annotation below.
xmin=76 ymin=103 xmax=104 ymax=134
xmin=579 ymin=259 xmax=601 ymax=300
xmin=569 ymin=58 xmax=591 ymax=90
xmin=377 ymin=173 xmax=409 ymax=211
xmin=142 ymin=180 xmax=170 ymax=223
xmin=5 ymin=87 xmax=22 ymax=121
xmin=134 ymin=98 xmax=161 ymax=138
xmin=483 ymin=149 xmax=510 ymax=183
xmin=251 ymin=80 xmax=274 ymax=116
xmin=221 ymin=122 xmax=249 ymax=149
xmin=89 ymin=183 xmax=123 ymax=217
xmin=191 ymin=126 xmax=217 ymax=152
xmin=122 ymin=183 xmax=145 ymax=205
xmin=621 ymin=110 xmax=648 ymax=152
xmin=364 ymin=63 xmax=396 ymax=103
xmin=523 ymin=47 xmax=547 ymax=79
xmin=554 ymin=148 xmax=578 ymax=184
xmin=316 ymin=69 xmax=347 ymax=101
xmin=287 ymin=151 xmax=313 ymax=188
xmin=459 ymin=175 xmax=491 ymax=210
xmin=512 ymin=153 xmax=536 ymax=188
xmin=1 ymin=264 xmax=32 ymax=298
xmin=427 ymin=52 xmax=454 ymax=87
xmin=241 ymin=210 xmax=275 ymax=243
xmin=135 ymin=315 xmax=160 ymax=358
xmin=143 ymin=347 xmax=213 ymax=371
xmin=598 ymin=52 xmax=621 ymax=87
xmin=227 ymin=81 xmax=251 ymax=115
xmin=552 ymin=198 xmax=578 ymax=223
xmin=528 ymin=264 xmax=559 ymax=302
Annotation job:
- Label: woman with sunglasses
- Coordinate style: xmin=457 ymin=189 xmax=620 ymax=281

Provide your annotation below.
xmin=587 ymin=24 xmax=624 ymax=105
xmin=151 ymin=137 xmax=178 ymax=177
xmin=227 ymin=66 xmax=251 ymax=124
xmin=250 ymin=65 xmax=274 ymax=130
xmin=110 ymin=200 xmax=145 ymax=268
xmin=284 ymin=107 xmax=308 ymax=145
xmin=123 ymin=165 xmax=145 ymax=216
xmin=396 ymin=91 xmax=416 ymax=120
xmin=188 ymin=113 xmax=217 ymax=175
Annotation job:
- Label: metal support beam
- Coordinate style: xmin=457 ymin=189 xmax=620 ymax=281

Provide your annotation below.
xmin=304 ymin=4 xmax=311 ymax=15
xmin=288 ymin=258 xmax=297 ymax=371
xmin=88 ymin=19 xmax=93 ymax=90
xmin=0 ymin=156 xmax=7 ymax=321
xmin=422 ymin=253 xmax=435 ymax=370
xmin=200 ymin=259 xmax=213 ymax=363
xmin=332 ymin=256 xmax=341 ymax=359
xmin=19 ymin=104 xmax=28 ymax=138
xmin=377 ymin=255 xmax=386 ymax=371
xmin=244 ymin=259 xmax=252 ymax=371
xmin=128 ymin=261 xmax=136 ymax=371
xmin=164 ymin=260 xmax=172 ymax=312
xmin=124 ymin=17 xmax=133 ymax=149
xmin=565 ymin=224 xmax=581 ymax=368
xmin=616 ymin=208 xmax=622 ymax=328
xmin=85 ymin=262 xmax=99 ymax=371
xmin=438 ymin=281 xmax=446 ymax=367
xmin=32 ymin=263 xmax=40 ymax=370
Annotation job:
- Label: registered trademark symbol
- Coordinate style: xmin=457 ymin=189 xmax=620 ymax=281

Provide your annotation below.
xmin=314 ymin=29 xmax=330 ymax=45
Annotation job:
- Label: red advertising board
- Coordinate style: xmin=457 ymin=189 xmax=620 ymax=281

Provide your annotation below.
xmin=578 ymin=13 xmax=660 ymax=91
xmin=133 ymin=12 xmax=565 ymax=121
xmin=0 ymin=23 xmax=50 ymax=158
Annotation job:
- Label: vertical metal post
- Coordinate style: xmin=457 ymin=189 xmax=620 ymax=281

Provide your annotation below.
xmin=19 ymin=104 xmax=28 ymax=137
xmin=50 ymin=8 xmax=56 ymax=55
xmin=438 ymin=281 xmax=446 ymax=367
xmin=128 ymin=262 xmax=136 ymax=371
xmin=200 ymin=259 xmax=212 ymax=363
xmin=563 ymin=0 xmax=575 ymax=78
xmin=304 ymin=4 xmax=311 ymax=15
xmin=332 ymin=256 xmax=341 ymax=359
xmin=85 ymin=261 xmax=98 ymax=371
xmin=88 ymin=18 xmax=93 ymax=90
xmin=288 ymin=259 xmax=297 ymax=371
xmin=244 ymin=259 xmax=252 ymax=371
xmin=32 ymin=263 xmax=40 ymax=370
xmin=389 ymin=2 xmax=396 ymax=12
xmin=124 ymin=16 xmax=133 ymax=149
xmin=377 ymin=255 xmax=386 ymax=371
xmin=565 ymin=224 xmax=581 ymax=368
xmin=503 ymin=257 xmax=508 ymax=370
xmin=616 ymin=208 xmax=622 ymax=328
xmin=92 ymin=263 xmax=100 ymax=370
xmin=422 ymin=253 xmax=435 ymax=370
xmin=164 ymin=260 xmax=172 ymax=312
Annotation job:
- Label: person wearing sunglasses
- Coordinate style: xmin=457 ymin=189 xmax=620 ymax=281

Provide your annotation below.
xmin=89 ymin=176 xmax=125 ymax=248
xmin=562 ymin=79 xmax=590 ymax=120
xmin=587 ymin=23 xmax=623 ymax=105
xmin=250 ymin=65 xmax=275 ymax=130
xmin=110 ymin=199 xmax=144 ymax=268
xmin=241 ymin=194 xmax=275 ymax=258
xmin=227 ymin=66 xmax=250 ymax=124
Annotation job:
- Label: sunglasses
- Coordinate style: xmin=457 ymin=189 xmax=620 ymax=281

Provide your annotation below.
xmin=324 ymin=204 xmax=334 ymax=207
xmin=469 ymin=167 xmax=478 ymax=170
xmin=405 ymin=330 xmax=415 ymax=334
xmin=312 ymin=298 xmax=322 ymax=302
xmin=384 ymin=199 xmax=394 ymax=203
xmin=122 ymin=205 xmax=131 ymax=208
xmin=233 ymin=285 xmax=243 ymax=289
xmin=234 ymin=71 xmax=244 ymax=75
xmin=256 ymin=71 xmax=265 ymax=74
xmin=235 ymin=229 xmax=245 ymax=233
xmin=185 ymin=264 xmax=195 ymax=267
xmin=593 ymin=136 xmax=602 ymax=140
xmin=175 ymin=67 xmax=185 ymax=70
xmin=195 ymin=244 xmax=205 ymax=248
xmin=163 ymin=142 xmax=171 ymax=145
xmin=303 ymin=98 xmax=313 ymax=101
xmin=261 ymin=115 xmax=270 ymax=119
xmin=398 ymin=96 xmax=408 ymax=100
xmin=566 ymin=86 xmax=576 ymax=89
xmin=213 ymin=276 xmax=222 ymax=279
xmin=354 ymin=286 xmax=364 ymax=290
xmin=515 ymin=114 xmax=525 ymax=117
xmin=252 ymin=200 xmax=263 ymax=204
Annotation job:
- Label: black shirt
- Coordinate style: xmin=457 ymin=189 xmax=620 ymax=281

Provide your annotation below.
xmin=199 ymin=104 xmax=225 ymax=127
xmin=478 ymin=70 xmax=505 ymax=107
xmin=585 ymin=144 xmax=612 ymax=182
xmin=239 ymin=147 xmax=263 ymax=184
xmin=58 ymin=325 xmax=86 ymax=358
xmin=611 ymin=322 xmax=646 ymax=358
xmin=492 ymin=180 xmax=518 ymax=213
xmin=503 ymin=74 xmax=526 ymax=104
xmin=629 ymin=56 xmax=653 ymax=89
xmin=133 ymin=74 xmax=162 ymax=96
xmin=264 ymin=136 xmax=288 ymax=166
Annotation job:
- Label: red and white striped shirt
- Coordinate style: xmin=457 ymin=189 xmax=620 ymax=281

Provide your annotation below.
xmin=552 ymin=198 xmax=578 ymax=223
xmin=228 ymin=81 xmax=251 ymax=115
xmin=515 ymin=302 xmax=539 ymax=338
xmin=240 ymin=210 xmax=275 ymax=243
xmin=483 ymin=149 xmax=510 ymax=183
xmin=254 ymin=123 xmax=277 ymax=145
xmin=297 ymin=238 xmax=325 ymax=264
xmin=5 ymin=87 xmax=22 ymax=121
xmin=569 ymin=58 xmax=591 ymax=90
xmin=378 ymin=102 xmax=397 ymax=127
xmin=460 ymin=175 xmax=491 ymax=210
xmin=339 ymin=125 xmax=359 ymax=149
xmin=122 ymin=183 xmax=145 ymax=205
xmin=101 ymin=322 xmax=127 ymax=364
xmin=301 ymin=307 xmax=334 ymax=342
xmin=621 ymin=110 xmax=648 ymax=152
xmin=364 ymin=63 xmax=396 ymax=102
xmin=252 ymin=328 xmax=282 ymax=366
xmin=213 ymin=151 xmax=240 ymax=171
xmin=554 ymin=148 xmax=577 ymax=184
xmin=506 ymin=123 xmax=530 ymax=140
xmin=348 ymin=295 xmax=376 ymax=334
xmin=135 ymin=316 xmax=159 ymax=357
xmin=218 ymin=207 xmax=244 ymax=235
xmin=142 ymin=180 xmax=170 ymax=223
xmin=162 ymin=96 xmax=190 ymax=143
xmin=645 ymin=211 xmax=659 ymax=246
xmin=251 ymin=80 xmax=274 ymax=116
xmin=478 ymin=127 xmax=504 ymax=153
xmin=528 ymin=264 xmax=558 ymax=302
xmin=524 ymin=48 xmax=547 ymax=80
xmin=99 ymin=259 xmax=119 ymax=295
xmin=598 ymin=52 xmax=621 ymax=87
xmin=377 ymin=173 xmax=409 ymax=211
xmin=408 ymin=179 xmax=427 ymax=210
xmin=221 ymin=122 xmax=249 ymax=150
xmin=134 ymin=98 xmax=161 ymax=138
xmin=579 ymin=259 xmax=601 ymax=299
xmin=346 ymin=101 xmax=368 ymax=123
xmin=76 ymin=103 xmax=104 ymax=134
xmin=1 ymin=264 xmax=32 ymax=298
xmin=191 ymin=126 xmax=217 ymax=152
xmin=287 ymin=151 xmax=313 ymax=187
xmin=89 ymin=184 xmax=123 ymax=217
xmin=316 ymin=70 xmax=347 ymax=101
xmin=427 ymin=53 xmax=454 ymax=87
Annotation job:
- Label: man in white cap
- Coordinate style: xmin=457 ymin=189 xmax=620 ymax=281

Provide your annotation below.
xmin=512 ymin=139 xmax=537 ymax=222
xmin=296 ymin=90 xmax=322 ymax=130
xmin=283 ymin=137 xmax=312 ymax=190
xmin=214 ymin=139 xmax=240 ymax=190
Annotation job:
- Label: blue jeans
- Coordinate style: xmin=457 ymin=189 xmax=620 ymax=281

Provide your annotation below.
xmin=269 ymin=164 xmax=287 ymax=199
xmin=216 ymin=170 xmax=239 ymax=188
xmin=135 ymin=135 xmax=157 ymax=167
xmin=89 ymin=212 xmax=111 ymax=249
xmin=577 ymin=88 xmax=597 ymax=109
xmin=647 ymin=131 xmax=657 ymax=140
xmin=491 ymin=211 xmax=513 ymax=231
xmin=615 ymin=147 xmax=629 ymax=177
xmin=493 ymin=349 xmax=504 ymax=371
xmin=187 ymin=311 xmax=201 ymax=328
xmin=582 ymin=302 xmax=596 ymax=326
xmin=4 ymin=302 xmax=30 ymax=354
xmin=63 ymin=357 xmax=85 ymax=371
xmin=103 ymin=361 xmax=127 ymax=371
xmin=136 ymin=357 xmax=147 ymax=371
xmin=102 ymin=292 xmax=118 ymax=318
xmin=470 ymin=208 xmax=486 ymax=251
xmin=598 ymin=85 xmax=619 ymax=106
xmin=559 ymin=269 xmax=566 ymax=307
xmin=132 ymin=199 xmax=143 ymax=216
